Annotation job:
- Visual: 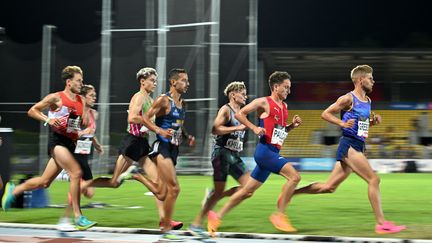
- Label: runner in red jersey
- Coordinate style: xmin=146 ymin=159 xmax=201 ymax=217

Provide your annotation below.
xmin=2 ymin=66 xmax=97 ymax=230
xmin=207 ymin=71 xmax=302 ymax=236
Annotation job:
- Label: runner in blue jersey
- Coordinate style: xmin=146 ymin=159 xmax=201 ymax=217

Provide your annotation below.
xmin=294 ymin=65 xmax=406 ymax=234
xmin=143 ymin=68 xmax=195 ymax=242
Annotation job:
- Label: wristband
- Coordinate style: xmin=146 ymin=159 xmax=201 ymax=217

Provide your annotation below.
xmin=44 ymin=118 xmax=51 ymax=126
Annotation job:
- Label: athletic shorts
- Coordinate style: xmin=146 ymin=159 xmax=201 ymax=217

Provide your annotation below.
xmin=118 ymin=133 xmax=150 ymax=161
xmin=251 ymin=142 xmax=290 ymax=183
xmin=211 ymin=146 xmax=247 ymax=182
xmin=149 ymin=140 xmax=179 ymax=166
xmin=73 ymin=153 xmax=93 ymax=180
xmin=48 ymin=131 xmax=75 ymax=156
xmin=336 ymin=136 xmax=365 ymax=162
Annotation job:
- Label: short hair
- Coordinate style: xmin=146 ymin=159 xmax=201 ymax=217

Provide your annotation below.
xmin=167 ymin=68 xmax=187 ymax=81
xmin=61 ymin=66 xmax=83 ymax=82
xmin=80 ymin=84 xmax=95 ymax=96
xmin=136 ymin=67 xmax=158 ymax=81
xmin=350 ymin=65 xmax=373 ymax=82
xmin=223 ymin=81 xmax=246 ymax=96
xmin=268 ymin=71 xmax=291 ymax=91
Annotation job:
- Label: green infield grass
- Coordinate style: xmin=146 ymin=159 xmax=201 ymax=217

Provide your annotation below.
xmin=1 ymin=173 xmax=431 ymax=239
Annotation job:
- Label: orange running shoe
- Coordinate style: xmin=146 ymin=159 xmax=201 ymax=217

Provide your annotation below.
xmin=269 ymin=212 xmax=297 ymax=233
xmin=207 ymin=210 xmax=221 ymax=238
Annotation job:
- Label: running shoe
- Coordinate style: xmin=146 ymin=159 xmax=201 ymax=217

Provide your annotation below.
xmin=207 ymin=210 xmax=221 ymax=238
xmin=188 ymin=224 xmax=210 ymax=239
xmin=2 ymin=182 xmax=16 ymax=211
xmin=57 ymin=217 xmax=77 ymax=232
xmin=269 ymin=212 xmax=297 ymax=233
xmin=159 ymin=220 xmax=184 ymax=230
xmin=75 ymin=215 xmax=97 ymax=230
xmin=375 ymin=221 xmax=406 ymax=234
xmin=159 ymin=231 xmax=185 ymax=242
xmin=117 ymin=162 xmax=143 ymax=184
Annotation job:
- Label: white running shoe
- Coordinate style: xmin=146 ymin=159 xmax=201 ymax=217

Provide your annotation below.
xmin=57 ymin=217 xmax=77 ymax=232
xmin=117 ymin=162 xmax=143 ymax=184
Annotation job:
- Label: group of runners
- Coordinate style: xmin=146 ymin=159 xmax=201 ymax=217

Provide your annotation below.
xmin=1 ymin=64 xmax=405 ymax=242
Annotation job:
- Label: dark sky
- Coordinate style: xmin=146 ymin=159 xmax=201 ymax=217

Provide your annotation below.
xmin=1 ymin=0 xmax=431 ymax=47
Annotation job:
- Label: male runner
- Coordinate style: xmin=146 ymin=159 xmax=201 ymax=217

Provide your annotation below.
xmin=143 ymin=68 xmax=195 ymax=242
xmin=207 ymin=71 xmax=302 ymax=236
xmin=294 ymin=65 xmax=406 ymax=234
xmin=2 ymin=66 xmax=96 ymax=229
xmin=189 ymin=81 xmax=249 ymax=238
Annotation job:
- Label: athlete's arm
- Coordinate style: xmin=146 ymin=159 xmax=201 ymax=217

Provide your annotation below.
xmin=181 ymin=126 xmax=195 ymax=146
xmin=235 ymin=97 xmax=266 ymax=136
xmin=321 ymin=94 xmax=355 ymax=128
xmin=80 ymin=95 xmax=89 ymax=127
xmin=27 ymin=93 xmax=62 ymax=128
xmin=127 ymin=93 xmax=146 ymax=125
xmin=143 ymin=95 xmax=173 ymax=139
xmin=212 ymin=105 xmax=245 ymax=135
xmin=91 ymin=137 xmax=103 ymax=154
xmin=283 ymin=103 xmax=302 ymax=132
xmin=369 ymin=112 xmax=382 ymax=126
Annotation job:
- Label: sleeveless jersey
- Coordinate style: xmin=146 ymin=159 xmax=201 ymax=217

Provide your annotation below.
xmin=341 ymin=92 xmax=371 ymax=141
xmin=127 ymin=92 xmax=153 ymax=138
xmin=259 ymin=96 xmax=289 ymax=149
xmin=155 ymin=92 xmax=186 ymax=145
xmin=215 ymin=104 xmax=245 ymax=152
xmin=48 ymin=91 xmax=84 ymax=140
xmin=81 ymin=108 xmax=97 ymax=139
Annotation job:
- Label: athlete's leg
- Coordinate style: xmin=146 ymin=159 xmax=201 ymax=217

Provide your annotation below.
xmin=216 ymin=177 xmax=262 ymax=219
xmin=13 ymin=158 xmax=62 ymax=196
xmin=156 ymin=154 xmax=180 ymax=232
xmin=344 ymin=147 xmax=385 ymax=224
xmin=51 ymin=146 xmax=83 ymax=218
xmin=207 ymin=177 xmax=261 ymax=236
xmin=276 ymin=163 xmax=301 ymax=212
xmin=294 ymin=161 xmax=352 ymax=195
xmin=133 ymin=157 xmax=166 ymax=200
xmin=193 ymin=172 xmax=249 ymax=227
xmin=89 ymin=155 xmax=131 ymax=188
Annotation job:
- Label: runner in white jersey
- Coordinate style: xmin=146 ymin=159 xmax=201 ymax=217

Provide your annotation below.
xmin=57 ymin=84 xmax=104 ymax=231
xmin=2 ymin=66 xmax=97 ymax=230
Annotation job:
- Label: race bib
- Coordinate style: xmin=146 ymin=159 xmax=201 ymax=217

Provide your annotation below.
xmin=271 ymin=125 xmax=288 ymax=146
xmin=66 ymin=116 xmax=81 ymax=133
xmin=170 ymin=125 xmax=183 ymax=146
xmin=74 ymin=139 xmax=92 ymax=154
xmin=140 ymin=125 xmax=149 ymax=133
xmin=225 ymin=138 xmax=243 ymax=152
xmin=357 ymin=120 xmax=369 ymax=138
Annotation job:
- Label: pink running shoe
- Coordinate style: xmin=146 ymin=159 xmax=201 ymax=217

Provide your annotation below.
xmin=375 ymin=221 xmax=406 ymax=234
xmin=159 ymin=220 xmax=184 ymax=230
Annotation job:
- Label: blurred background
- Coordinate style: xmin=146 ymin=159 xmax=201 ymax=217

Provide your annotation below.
xmin=1 ymin=0 xmax=432 ymax=183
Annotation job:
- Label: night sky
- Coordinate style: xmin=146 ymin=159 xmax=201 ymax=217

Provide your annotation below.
xmin=0 ymin=0 xmax=431 ymax=47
